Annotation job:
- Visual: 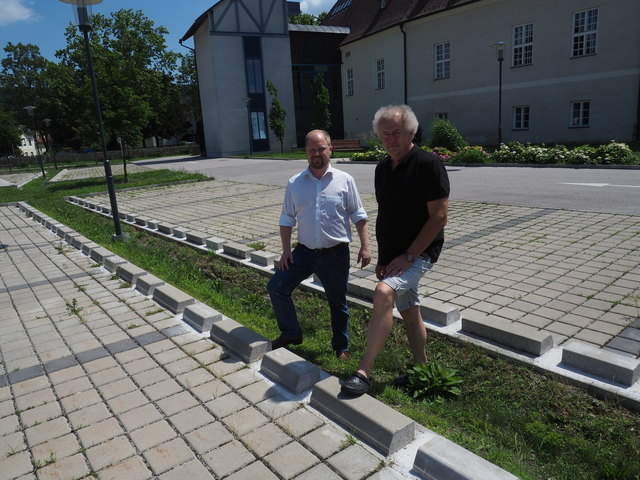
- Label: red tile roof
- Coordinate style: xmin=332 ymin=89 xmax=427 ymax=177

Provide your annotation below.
xmin=321 ymin=0 xmax=481 ymax=45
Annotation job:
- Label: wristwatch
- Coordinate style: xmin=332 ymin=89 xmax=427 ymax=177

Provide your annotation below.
xmin=404 ymin=252 xmax=415 ymax=262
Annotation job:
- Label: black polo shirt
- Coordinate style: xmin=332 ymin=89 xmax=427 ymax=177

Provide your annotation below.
xmin=375 ymin=145 xmax=450 ymax=266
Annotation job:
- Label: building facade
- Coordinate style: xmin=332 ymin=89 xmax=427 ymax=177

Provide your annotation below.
xmin=182 ymin=0 xmax=298 ymax=156
xmin=325 ymin=0 xmax=640 ymax=145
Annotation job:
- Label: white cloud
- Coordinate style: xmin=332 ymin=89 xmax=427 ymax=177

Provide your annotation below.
xmin=0 ymin=0 xmax=36 ymax=27
xmin=300 ymin=0 xmax=336 ymax=15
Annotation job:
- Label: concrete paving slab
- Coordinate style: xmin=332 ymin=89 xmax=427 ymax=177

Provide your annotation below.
xmin=260 ymin=348 xmax=321 ymax=394
xmin=562 ymin=340 xmax=640 ymax=386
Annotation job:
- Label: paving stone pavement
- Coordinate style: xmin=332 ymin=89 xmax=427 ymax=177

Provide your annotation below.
xmin=1 ymin=204 xmax=421 ymax=480
xmin=83 ymin=179 xmax=640 ymax=359
xmin=0 ymin=173 xmax=40 ymax=189
xmin=47 ymin=164 xmax=151 ymax=183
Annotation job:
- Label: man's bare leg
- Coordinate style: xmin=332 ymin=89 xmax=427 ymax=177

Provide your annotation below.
xmin=356 ymin=282 xmax=397 ymax=378
xmin=399 ymin=305 xmax=428 ymax=365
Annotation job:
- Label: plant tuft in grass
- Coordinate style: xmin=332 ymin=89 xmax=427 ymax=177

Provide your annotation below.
xmin=406 ymin=362 xmax=462 ymax=400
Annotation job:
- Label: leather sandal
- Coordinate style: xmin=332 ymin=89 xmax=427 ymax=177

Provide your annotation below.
xmin=341 ymin=371 xmax=370 ymax=396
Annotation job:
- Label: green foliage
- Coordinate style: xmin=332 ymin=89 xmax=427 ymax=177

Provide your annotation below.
xmin=490 ymin=141 xmax=639 ymax=165
xmin=311 ymin=73 xmax=331 ymax=131
xmin=266 ymin=80 xmax=287 ymax=153
xmin=351 ymin=145 xmax=386 ymax=162
xmin=428 ymin=118 xmax=468 ymax=151
xmin=0 ymin=104 xmax=22 ymax=156
xmin=406 ymin=362 xmax=462 ymax=399
xmin=451 ymin=145 xmax=490 ymax=164
xmin=288 ymin=12 xmax=321 ymax=25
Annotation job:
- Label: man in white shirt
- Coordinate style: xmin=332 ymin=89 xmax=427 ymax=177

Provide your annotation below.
xmin=267 ymin=129 xmax=371 ymax=359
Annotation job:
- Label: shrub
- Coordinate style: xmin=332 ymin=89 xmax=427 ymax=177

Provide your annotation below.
xmin=595 ymin=141 xmax=637 ymax=165
xmin=351 ymin=145 xmax=386 ymax=162
xmin=428 ymin=118 xmax=467 ymax=151
xmin=452 ymin=145 xmax=490 ymax=164
xmin=423 ymin=146 xmax=454 ymax=163
xmin=406 ymin=362 xmax=462 ymax=400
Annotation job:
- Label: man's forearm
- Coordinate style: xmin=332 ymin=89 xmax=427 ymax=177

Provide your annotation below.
xmin=280 ymin=225 xmax=293 ymax=252
xmin=354 ymin=219 xmax=370 ymax=249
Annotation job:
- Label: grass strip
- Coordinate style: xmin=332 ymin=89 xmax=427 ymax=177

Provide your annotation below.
xmin=1 ymin=172 xmax=638 ymax=480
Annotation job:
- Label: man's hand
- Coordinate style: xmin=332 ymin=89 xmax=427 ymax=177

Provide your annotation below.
xmin=375 ymin=264 xmax=386 ymax=280
xmin=384 ymin=254 xmax=413 ymax=278
xmin=277 ymin=250 xmax=293 ymax=270
xmin=357 ymin=246 xmax=372 ymax=268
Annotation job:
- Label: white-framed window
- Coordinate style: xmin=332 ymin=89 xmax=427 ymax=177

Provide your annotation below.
xmin=375 ymin=58 xmax=385 ymax=90
xmin=572 ymin=8 xmax=598 ymax=57
xmin=435 ymin=112 xmax=448 ymax=120
xmin=346 ymin=68 xmax=354 ymax=96
xmin=513 ymin=105 xmax=530 ymax=130
xmin=570 ymin=101 xmax=591 ymax=127
xmin=512 ymin=23 xmax=533 ymax=66
xmin=434 ymin=42 xmax=450 ymax=79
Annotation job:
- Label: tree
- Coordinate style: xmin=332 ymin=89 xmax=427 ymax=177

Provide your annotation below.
xmin=266 ymin=80 xmax=286 ymax=153
xmin=312 ymin=73 xmax=331 ymax=132
xmin=0 ymin=104 xmax=22 ymax=156
xmin=289 ymin=12 xmax=320 ymax=25
xmin=56 ymin=9 xmax=181 ymax=148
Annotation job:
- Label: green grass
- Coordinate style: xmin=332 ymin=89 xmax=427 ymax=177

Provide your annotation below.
xmin=1 ymin=172 xmax=639 ymax=480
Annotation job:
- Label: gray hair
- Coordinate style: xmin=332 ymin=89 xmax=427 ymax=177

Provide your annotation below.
xmin=305 ymin=129 xmax=332 ymax=147
xmin=372 ymin=104 xmax=419 ymax=137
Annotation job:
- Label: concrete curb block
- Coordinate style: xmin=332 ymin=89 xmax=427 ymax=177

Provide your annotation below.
xmin=223 ymin=241 xmax=254 ymax=259
xmin=157 ymin=222 xmax=173 ymax=235
xmin=185 ymin=230 xmax=209 ymax=246
xmin=250 ymin=250 xmax=277 ymax=267
xmin=420 ymin=299 xmax=460 ymax=326
xmin=116 ymin=263 xmax=148 ymax=285
xmin=172 ymin=226 xmax=188 ymax=239
xmin=462 ymin=311 xmax=554 ymax=356
xmin=562 ymin=340 xmax=640 ymax=386
xmin=89 ymin=246 xmax=115 ymax=263
xmin=347 ymin=277 xmax=376 ymax=301
xmin=209 ymin=316 xmax=270 ymax=363
xmin=135 ymin=273 xmax=165 ymax=296
xmin=182 ymin=303 xmax=222 ymax=334
xmin=104 ymin=255 xmax=128 ymax=273
xmin=206 ymin=237 xmax=226 ymax=250
xmin=152 ymin=284 xmax=196 ymax=314
xmin=310 ymin=376 xmax=415 ymax=455
xmin=260 ymin=348 xmax=321 ymax=394
xmin=413 ymin=436 xmax=519 ymax=480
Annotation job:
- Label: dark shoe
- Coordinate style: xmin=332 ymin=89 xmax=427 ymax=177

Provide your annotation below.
xmin=341 ymin=371 xmax=370 ymax=396
xmin=271 ymin=335 xmax=303 ymax=350
xmin=336 ymin=350 xmax=351 ymax=361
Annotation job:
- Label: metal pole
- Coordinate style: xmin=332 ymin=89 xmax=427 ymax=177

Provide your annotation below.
xmin=80 ymin=25 xmax=124 ymax=238
xmin=30 ymin=116 xmax=46 ymax=179
xmin=497 ymin=55 xmax=503 ymax=145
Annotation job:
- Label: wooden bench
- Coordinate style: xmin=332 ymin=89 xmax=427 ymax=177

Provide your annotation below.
xmin=332 ymin=139 xmax=363 ymax=151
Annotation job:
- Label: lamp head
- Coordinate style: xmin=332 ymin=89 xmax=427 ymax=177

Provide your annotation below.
xmin=58 ymin=0 xmax=103 ymax=29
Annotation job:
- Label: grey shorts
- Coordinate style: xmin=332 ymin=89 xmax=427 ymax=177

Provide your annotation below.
xmin=381 ymin=256 xmax=433 ymax=312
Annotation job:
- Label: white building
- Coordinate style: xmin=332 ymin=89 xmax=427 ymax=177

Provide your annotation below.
xmin=181 ymin=0 xmax=297 ymax=157
xmin=324 ymin=0 xmax=640 ymax=145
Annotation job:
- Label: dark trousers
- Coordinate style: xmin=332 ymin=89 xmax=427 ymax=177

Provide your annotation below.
xmin=267 ymin=243 xmax=350 ymax=352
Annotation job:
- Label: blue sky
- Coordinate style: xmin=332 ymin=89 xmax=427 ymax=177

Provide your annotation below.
xmin=0 ymin=0 xmax=335 ymax=61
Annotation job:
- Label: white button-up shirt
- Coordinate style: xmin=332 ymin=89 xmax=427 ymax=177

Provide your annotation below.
xmin=279 ymin=165 xmax=368 ymax=249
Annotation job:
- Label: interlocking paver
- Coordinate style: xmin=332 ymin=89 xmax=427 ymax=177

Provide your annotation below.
xmin=130 ymin=420 xmax=176 ymax=451
xmin=95 ymin=455 xmax=152 ymax=480
xmin=241 ymin=422 xmax=292 ymax=457
xmin=118 ymin=404 xmax=163 ymax=430
xmin=24 ymin=417 xmax=70 ymax=447
xmin=327 ymin=444 xmax=382 ymax=480
xmin=184 ymin=421 xmax=234 ymax=454
xmin=264 ymin=441 xmax=320 ymax=479
xmin=31 ymin=433 xmax=80 ymax=464
xmin=143 ymin=438 xmax=195 ymax=475
xmin=203 ymin=440 xmax=255 ymax=477
xmin=222 ymin=406 xmax=269 ymax=436
xmin=85 ymin=435 xmax=136 ymax=471
xmin=169 ymin=405 xmax=215 ymax=434
xmin=35 ymin=453 xmax=89 ymax=480
xmin=76 ymin=418 xmax=123 ymax=448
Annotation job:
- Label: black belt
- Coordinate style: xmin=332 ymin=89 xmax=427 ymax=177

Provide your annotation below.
xmin=300 ymin=243 xmax=348 ymax=254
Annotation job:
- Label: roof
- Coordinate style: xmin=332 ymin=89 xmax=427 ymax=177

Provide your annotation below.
xmin=180 ymin=6 xmax=212 ymax=43
xmin=321 ymin=0 xmax=482 ymax=45
xmin=287 ymin=24 xmax=350 ymax=34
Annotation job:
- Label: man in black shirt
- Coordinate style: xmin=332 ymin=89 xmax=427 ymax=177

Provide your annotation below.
xmin=342 ymin=105 xmax=450 ymax=396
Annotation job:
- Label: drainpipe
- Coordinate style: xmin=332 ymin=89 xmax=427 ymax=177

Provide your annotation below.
xmin=400 ymin=23 xmax=407 ymax=104
xmin=636 ymin=77 xmax=640 ymax=141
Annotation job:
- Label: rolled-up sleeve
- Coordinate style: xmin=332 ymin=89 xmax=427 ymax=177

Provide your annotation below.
xmin=279 ymin=182 xmax=297 ymax=227
xmin=346 ymin=178 xmax=368 ymax=224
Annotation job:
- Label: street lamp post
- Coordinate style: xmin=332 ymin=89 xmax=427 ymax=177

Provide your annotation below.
xmin=493 ymin=41 xmax=507 ymax=146
xmin=58 ymin=0 xmax=124 ymax=239
xmin=23 ymin=105 xmax=46 ymax=179
xmin=43 ymin=118 xmax=58 ymax=170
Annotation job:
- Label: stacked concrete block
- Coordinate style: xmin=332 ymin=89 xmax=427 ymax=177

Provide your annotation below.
xmin=462 ymin=311 xmax=553 ymax=356
xmin=182 ymin=303 xmax=222 ymax=333
xmin=135 ymin=274 xmax=165 ymax=296
xmin=414 ymin=436 xmax=520 ymax=480
xmin=185 ymin=230 xmax=208 ymax=246
xmin=261 ymin=348 xmax=321 ymax=394
xmin=209 ymin=316 xmax=269 ymax=363
xmin=152 ymin=284 xmax=195 ymax=314
xmin=250 ymin=251 xmax=277 ymax=268
xmin=562 ymin=340 xmax=640 ymax=386
xmin=116 ymin=263 xmax=148 ymax=284
xmin=222 ymin=241 xmax=254 ymax=259
xmin=420 ymin=299 xmax=461 ymax=326
xmin=172 ymin=227 xmax=188 ymax=239
xmin=310 ymin=376 xmax=415 ymax=455
xmin=206 ymin=237 xmax=226 ymax=251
